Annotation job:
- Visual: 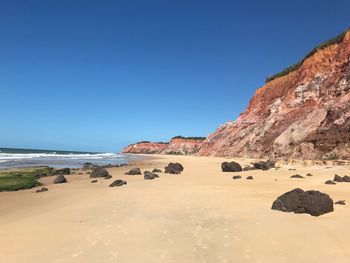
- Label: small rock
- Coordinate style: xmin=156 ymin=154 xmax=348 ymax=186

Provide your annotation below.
xmin=232 ymin=175 xmax=242 ymax=180
xmin=306 ymin=173 xmax=313 ymax=177
xmin=36 ymin=187 xmax=48 ymax=193
xmin=152 ymin=168 xmax=162 ymax=173
xmin=91 ymin=180 xmax=98 ymax=183
xmin=290 ymin=174 xmax=304 ymax=179
xmin=54 ymin=168 xmax=71 ymax=175
xmin=246 ymin=176 xmax=253 ymax=180
xmin=144 ymin=171 xmax=159 ymax=180
xmin=109 ymin=180 xmax=127 ymax=187
xmin=288 ymin=168 xmax=296 ymax=171
xmin=325 ymin=180 xmax=336 ymax=185
xmin=221 ymin=162 xmax=242 ymax=172
xmin=125 ymin=167 xmax=142 ymax=175
xmin=335 ymin=200 xmax=346 ymax=205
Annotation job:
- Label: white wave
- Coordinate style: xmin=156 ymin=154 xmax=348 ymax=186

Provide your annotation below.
xmin=0 ymin=152 xmax=121 ymax=160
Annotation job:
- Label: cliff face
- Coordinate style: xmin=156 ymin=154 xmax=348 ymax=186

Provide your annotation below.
xmin=122 ymin=138 xmax=205 ymax=155
xmin=163 ymin=138 xmax=204 ymax=155
xmin=198 ymin=30 xmax=350 ymax=160
xmin=122 ymin=142 xmax=168 ymax=154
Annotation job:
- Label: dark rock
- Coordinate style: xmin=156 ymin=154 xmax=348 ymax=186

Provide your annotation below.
xmin=243 ymin=166 xmax=256 ymax=171
xmin=246 ymin=176 xmax=253 ymax=180
xmin=325 ymin=180 xmax=336 ymax=185
xmin=125 ymin=167 xmax=142 ymax=175
xmin=306 ymin=173 xmax=313 ymax=177
xmin=152 ymin=168 xmax=162 ymax=173
xmin=271 ymin=188 xmax=334 ymax=216
xmin=109 ymin=180 xmax=127 ymax=187
xmin=54 ymin=168 xmax=71 ymax=175
xmin=104 ymin=174 xmax=113 ymax=179
xmin=90 ymin=167 xmax=110 ymax=178
xmin=165 ymin=163 xmax=184 ymax=174
xmin=144 ymin=171 xmax=159 ymax=180
xmin=288 ymin=168 xmax=296 ymax=171
xmin=335 ymin=200 xmax=346 ymax=205
xmin=53 ymin=175 xmax=67 ymax=184
xmin=221 ymin=162 xmax=242 ymax=172
xmin=232 ymin=175 xmax=242 ymax=180
xmin=36 ymin=187 xmax=48 ymax=193
xmin=333 ymin=174 xmax=350 ymax=182
xmin=290 ymin=174 xmax=304 ymax=179
xmin=91 ymin=180 xmax=98 ymax=183
xmin=252 ymin=161 xmax=275 ymax=170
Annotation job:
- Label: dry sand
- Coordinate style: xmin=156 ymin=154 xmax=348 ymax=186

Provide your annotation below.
xmin=1 ymin=155 xmax=350 ymax=263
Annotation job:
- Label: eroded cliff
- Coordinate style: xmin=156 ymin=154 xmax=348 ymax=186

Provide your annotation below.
xmin=122 ymin=137 xmax=205 ymax=155
xmin=198 ymin=29 xmax=350 ymax=160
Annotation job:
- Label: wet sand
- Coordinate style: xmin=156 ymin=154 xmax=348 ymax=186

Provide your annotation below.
xmin=0 ymin=155 xmax=350 ymax=263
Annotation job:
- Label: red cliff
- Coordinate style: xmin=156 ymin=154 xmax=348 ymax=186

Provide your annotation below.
xmin=122 ymin=142 xmax=168 ymax=154
xmin=122 ymin=137 xmax=205 ymax=155
xmin=198 ymin=29 xmax=350 ymax=160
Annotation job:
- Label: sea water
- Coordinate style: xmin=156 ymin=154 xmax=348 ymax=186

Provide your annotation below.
xmin=0 ymin=147 xmax=141 ymax=169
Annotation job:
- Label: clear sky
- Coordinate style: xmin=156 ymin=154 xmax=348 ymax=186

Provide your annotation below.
xmin=0 ymin=0 xmax=349 ymax=152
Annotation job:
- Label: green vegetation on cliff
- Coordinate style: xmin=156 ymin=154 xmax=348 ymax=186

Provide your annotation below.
xmin=171 ymin=136 xmax=206 ymax=141
xmin=266 ymin=29 xmax=348 ymax=83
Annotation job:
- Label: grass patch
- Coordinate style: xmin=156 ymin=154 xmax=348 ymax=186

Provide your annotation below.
xmin=266 ymin=29 xmax=348 ymax=83
xmin=0 ymin=167 xmax=52 ymax=192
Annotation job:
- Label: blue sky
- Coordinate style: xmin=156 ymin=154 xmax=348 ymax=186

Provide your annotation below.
xmin=0 ymin=0 xmax=349 ymax=152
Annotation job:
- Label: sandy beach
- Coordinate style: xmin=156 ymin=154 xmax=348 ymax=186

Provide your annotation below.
xmin=1 ymin=155 xmax=350 ymax=263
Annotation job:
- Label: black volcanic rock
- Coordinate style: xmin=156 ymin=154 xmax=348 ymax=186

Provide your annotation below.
xmin=221 ymin=162 xmax=242 ymax=172
xmin=333 ymin=174 xmax=350 ymax=182
xmin=232 ymin=175 xmax=242 ymax=180
xmin=335 ymin=200 xmax=346 ymax=205
xmin=53 ymin=175 xmax=67 ymax=184
xmin=125 ymin=168 xmax=142 ymax=175
xmin=271 ymin=188 xmax=334 ymax=216
xmin=90 ymin=167 xmax=110 ymax=178
xmin=290 ymin=174 xmax=304 ymax=179
xmin=36 ymin=187 xmax=48 ymax=193
xmin=252 ymin=161 xmax=275 ymax=170
xmin=109 ymin=180 xmax=127 ymax=187
xmin=164 ymin=163 xmax=184 ymax=174
xmin=144 ymin=171 xmax=159 ymax=180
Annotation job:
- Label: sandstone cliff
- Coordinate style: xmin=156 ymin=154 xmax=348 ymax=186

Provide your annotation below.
xmin=198 ymin=29 xmax=350 ymax=160
xmin=122 ymin=142 xmax=168 ymax=154
xmin=122 ymin=137 xmax=205 ymax=155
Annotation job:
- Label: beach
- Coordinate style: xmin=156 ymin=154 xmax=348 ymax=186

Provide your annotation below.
xmin=1 ymin=154 xmax=350 ymax=263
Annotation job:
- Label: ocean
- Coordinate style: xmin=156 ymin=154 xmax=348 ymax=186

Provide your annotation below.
xmin=0 ymin=147 xmax=141 ymax=169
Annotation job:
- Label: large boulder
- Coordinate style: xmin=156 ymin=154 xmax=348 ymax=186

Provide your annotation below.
xmin=271 ymin=188 xmax=334 ymax=216
xmin=90 ymin=167 xmax=110 ymax=178
xmin=125 ymin=168 xmax=142 ymax=175
xmin=53 ymin=175 xmax=67 ymax=184
xmin=109 ymin=180 xmax=127 ymax=187
xmin=221 ymin=162 xmax=242 ymax=172
xmin=164 ymin=163 xmax=184 ymax=174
